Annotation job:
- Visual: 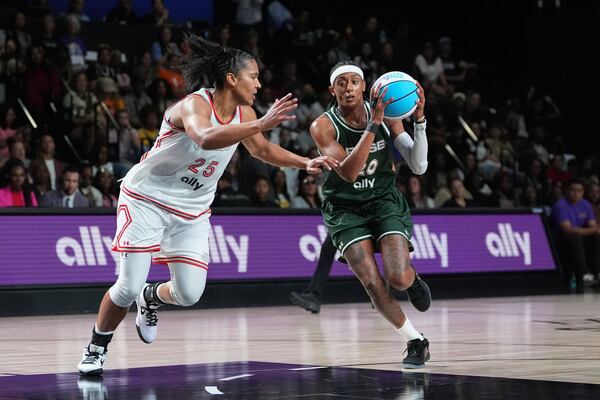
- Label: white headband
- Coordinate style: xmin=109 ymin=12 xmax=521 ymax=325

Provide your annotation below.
xmin=329 ymin=65 xmax=364 ymax=86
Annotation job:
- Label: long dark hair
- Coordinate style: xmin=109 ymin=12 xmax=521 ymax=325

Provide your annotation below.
xmin=181 ymin=33 xmax=254 ymax=90
xmin=328 ymin=60 xmax=363 ymax=109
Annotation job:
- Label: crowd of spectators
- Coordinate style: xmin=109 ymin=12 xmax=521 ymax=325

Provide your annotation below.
xmin=0 ymin=1 xmax=598 ymax=286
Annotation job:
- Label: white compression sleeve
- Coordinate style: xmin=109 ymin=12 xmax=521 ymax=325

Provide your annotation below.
xmin=393 ymin=121 xmax=428 ymax=175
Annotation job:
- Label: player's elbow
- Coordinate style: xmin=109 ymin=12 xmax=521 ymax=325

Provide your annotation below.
xmin=411 ymin=162 xmax=428 ymax=176
xmin=194 ymin=133 xmax=218 ymax=150
xmin=338 ymin=170 xmax=356 ymax=183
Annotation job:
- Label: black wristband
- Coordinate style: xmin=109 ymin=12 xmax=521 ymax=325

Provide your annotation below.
xmin=416 ymin=117 xmax=426 ymax=124
xmin=366 ymin=120 xmax=380 ymax=134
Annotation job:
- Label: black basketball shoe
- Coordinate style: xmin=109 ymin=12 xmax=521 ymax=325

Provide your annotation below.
xmin=289 ymin=291 xmax=321 ymax=314
xmin=406 ymin=266 xmax=431 ymax=312
xmin=402 ymin=337 xmax=430 ymax=368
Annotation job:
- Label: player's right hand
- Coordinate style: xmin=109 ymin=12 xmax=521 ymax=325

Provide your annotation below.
xmin=258 ymin=93 xmax=298 ymax=132
xmin=369 ymin=84 xmax=393 ymax=125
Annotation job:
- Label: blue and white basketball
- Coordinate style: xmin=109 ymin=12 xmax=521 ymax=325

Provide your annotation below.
xmin=373 ymin=71 xmax=419 ymax=120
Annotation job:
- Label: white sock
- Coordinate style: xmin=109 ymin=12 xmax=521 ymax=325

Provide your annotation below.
xmin=396 ymin=317 xmax=424 ymax=341
xmin=94 ymin=324 xmax=115 ymax=336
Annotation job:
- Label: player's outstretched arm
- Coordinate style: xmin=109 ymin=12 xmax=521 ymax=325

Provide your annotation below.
xmin=241 ymin=107 xmax=338 ymax=173
xmin=181 ymin=93 xmax=299 ymax=150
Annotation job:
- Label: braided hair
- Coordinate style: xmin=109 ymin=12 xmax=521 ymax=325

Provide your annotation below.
xmin=181 ymin=33 xmax=254 ymax=90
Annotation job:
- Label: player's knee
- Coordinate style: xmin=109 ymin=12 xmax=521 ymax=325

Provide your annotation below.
xmin=385 ymin=262 xmax=412 ymax=290
xmin=362 ymin=275 xmax=386 ymax=297
xmin=109 ymin=279 xmax=144 ymax=308
xmin=171 ymin=281 xmax=205 ymax=307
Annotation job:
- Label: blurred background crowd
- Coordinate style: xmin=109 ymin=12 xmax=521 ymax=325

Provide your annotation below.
xmin=2 ymin=0 xmax=596 ymax=211
xmin=1 ymin=0 xmax=598 ymax=288
xmin=0 ymin=1 xmax=598 ymax=265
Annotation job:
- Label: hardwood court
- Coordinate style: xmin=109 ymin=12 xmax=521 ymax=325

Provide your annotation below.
xmin=1 ymin=294 xmax=599 ymax=398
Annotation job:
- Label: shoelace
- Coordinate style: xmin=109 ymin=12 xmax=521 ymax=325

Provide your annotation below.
xmin=142 ymin=306 xmax=159 ymax=326
xmin=82 ymin=351 xmax=102 ymax=364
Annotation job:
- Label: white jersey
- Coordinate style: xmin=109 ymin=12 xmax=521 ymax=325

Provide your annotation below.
xmin=121 ymin=88 xmax=241 ymax=220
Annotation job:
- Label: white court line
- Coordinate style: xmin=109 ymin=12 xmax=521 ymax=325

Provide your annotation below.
xmin=288 ymin=366 xmax=327 ymax=371
xmin=205 ymin=386 xmax=224 ymax=395
xmin=218 ymin=373 xmax=254 ymax=381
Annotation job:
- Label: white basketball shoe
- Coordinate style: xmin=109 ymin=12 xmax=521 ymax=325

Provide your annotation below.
xmin=135 ymin=283 xmax=162 ymax=344
xmin=78 ymin=344 xmax=107 ymax=376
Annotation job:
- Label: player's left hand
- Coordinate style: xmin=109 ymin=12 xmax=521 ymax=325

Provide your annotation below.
xmin=413 ymin=81 xmax=426 ymax=121
xmin=305 ymin=156 xmax=339 ymax=174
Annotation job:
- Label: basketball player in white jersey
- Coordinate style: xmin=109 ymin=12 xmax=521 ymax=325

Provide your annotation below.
xmin=77 ymin=34 xmax=338 ymax=376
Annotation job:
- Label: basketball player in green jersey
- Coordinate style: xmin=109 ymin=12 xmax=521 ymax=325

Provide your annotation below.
xmin=310 ymin=61 xmax=431 ymax=367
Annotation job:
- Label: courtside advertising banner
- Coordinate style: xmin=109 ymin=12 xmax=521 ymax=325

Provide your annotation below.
xmin=0 ymin=214 xmax=556 ymax=286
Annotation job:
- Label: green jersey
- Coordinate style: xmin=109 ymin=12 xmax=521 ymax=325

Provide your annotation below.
xmin=321 ymin=102 xmax=396 ymax=204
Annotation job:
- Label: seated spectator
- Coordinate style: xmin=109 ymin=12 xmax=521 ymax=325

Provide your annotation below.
xmin=0 ymin=38 xmax=24 ymax=87
xmin=111 ymin=49 xmax=131 ymax=93
xmin=271 ymin=168 xmax=290 ymax=208
xmin=525 ymin=158 xmax=550 ymax=200
xmin=94 ymin=170 xmax=118 ymax=207
xmin=9 ymin=12 xmax=32 ymax=58
xmin=157 ymin=52 xmax=185 ymax=98
xmin=109 ymin=109 xmax=140 ymax=165
xmin=37 ymin=14 xmax=59 ymax=63
xmin=0 ymin=106 xmax=20 ymax=163
xmin=408 ymin=175 xmax=435 ymax=209
xmin=308 ymin=89 xmax=331 ymax=123
xmin=437 ymin=36 xmax=478 ymax=91
xmin=30 ymin=160 xmax=52 ymax=199
xmin=213 ymin=171 xmax=251 ymax=207
xmin=586 ymin=182 xmax=600 ymax=226
xmin=291 ymin=171 xmax=321 ymax=208
xmin=518 ymin=184 xmax=541 ymax=208
xmin=414 ymin=41 xmax=447 ymax=95
xmin=105 ymin=0 xmax=140 ymax=24
xmin=98 ymin=77 xmax=126 ymax=115
xmin=489 ymin=172 xmax=515 ymax=208
xmin=464 ymin=172 xmax=493 ymax=206
xmin=0 ymin=162 xmax=37 ymax=207
xmin=551 ymin=179 xmax=600 ymax=291
xmin=214 ymin=24 xmax=232 ymax=48
xmin=143 ymin=0 xmax=171 ymax=27
xmin=443 ymin=178 xmax=477 ymax=208
xmin=79 ymin=163 xmax=102 ymax=207
xmin=137 ymin=106 xmax=159 ymax=154
xmin=148 ymin=78 xmax=175 ymax=115
xmin=1 ymin=140 xmax=31 ymax=184
xmin=484 ymin=124 xmax=515 ymax=167
xmin=40 ymin=166 xmax=90 ymax=208
xmin=65 ymin=0 xmax=91 ymax=22
xmin=241 ymin=29 xmax=265 ymax=70
xmin=234 ymin=0 xmax=264 ymax=33
xmin=124 ymin=79 xmax=153 ymax=127
xmin=151 ymin=26 xmax=177 ymax=66
xmin=63 ymin=71 xmax=99 ymax=158
xmin=250 ymin=175 xmax=277 ymax=207
xmin=93 ymin=45 xmax=116 ymax=80
xmin=548 ymin=154 xmax=570 ymax=185
xmin=131 ymin=50 xmax=155 ymax=90
xmin=92 ymin=145 xmax=115 ymax=177
xmin=29 ymin=134 xmax=63 ymax=191
xmin=463 ymin=91 xmax=491 ymax=126
xmin=23 ymin=46 xmax=61 ymax=120
xmin=60 ymin=15 xmax=87 ymax=70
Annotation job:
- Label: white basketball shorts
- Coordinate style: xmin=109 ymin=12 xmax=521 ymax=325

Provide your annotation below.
xmin=111 ymin=191 xmax=210 ymax=270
